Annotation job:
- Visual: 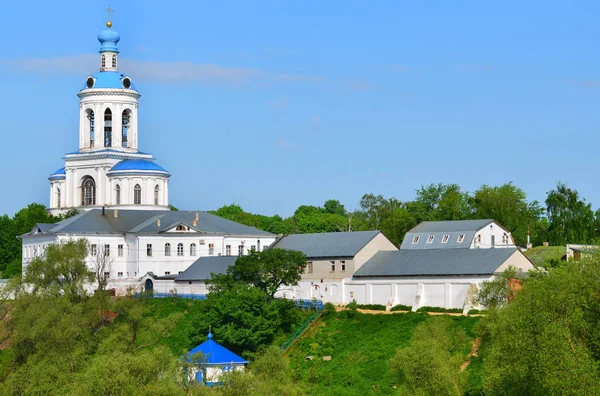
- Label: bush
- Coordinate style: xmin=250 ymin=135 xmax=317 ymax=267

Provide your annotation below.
xmin=467 ymin=309 xmax=488 ymax=315
xmin=416 ymin=306 xmax=463 ymax=313
xmin=355 ymin=304 xmax=386 ymax=311
xmin=391 ymin=304 xmax=412 ymax=311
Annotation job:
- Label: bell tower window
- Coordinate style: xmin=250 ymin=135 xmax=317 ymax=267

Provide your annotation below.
xmin=81 ymin=177 xmax=96 ymax=206
xmin=104 ymin=108 xmax=112 ymax=147
xmin=56 ymin=188 xmax=61 ymax=208
xmin=134 ymin=184 xmax=141 ymax=205
xmin=122 ymin=110 xmax=130 ymax=148
xmin=154 ymin=185 xmax=160 ymax=205
xmin=87 ymin=110 xmax=95 ymax=147
xmin=115 ymin=185 xmax=121 ymax=205
xmin=101 ymin=54 xmax=106 ymax=70
xmin=112 ymin=54 xmax=117 ymax=68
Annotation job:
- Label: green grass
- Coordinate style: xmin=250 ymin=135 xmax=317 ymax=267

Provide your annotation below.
xmin=524 ymin=246 xmax=564 ymax=267
xmin=287 ymin=311 xmax=481 ymax=395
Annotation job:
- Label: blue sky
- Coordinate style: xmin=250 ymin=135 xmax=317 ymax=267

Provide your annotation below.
xmin=1 ymin=1 xmax=600 ymax=217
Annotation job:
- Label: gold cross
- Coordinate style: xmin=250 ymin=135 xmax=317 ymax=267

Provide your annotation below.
xmin=106 ymin=5 xmax=115 ymax=22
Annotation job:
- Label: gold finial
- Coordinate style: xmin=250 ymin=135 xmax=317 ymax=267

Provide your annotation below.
xmin=105 ymin=5 xmax=115 ymax=28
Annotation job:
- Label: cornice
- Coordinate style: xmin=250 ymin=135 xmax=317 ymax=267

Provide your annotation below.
xmin=78 ymin=90 xmax=141 ymax=100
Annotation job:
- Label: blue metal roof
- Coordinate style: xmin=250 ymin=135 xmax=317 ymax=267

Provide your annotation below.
xmin=48 ymin=167 xmax=66 ymax=180
xmin=98 ymin=28 xmax=120 ymax=53
xmin=188 ymin=333 xmax=248 ymax=365
xmin=82 ymin=71 xmax=137 ymax=90
xmin=110 ymin=159 xmax=167 ymax=173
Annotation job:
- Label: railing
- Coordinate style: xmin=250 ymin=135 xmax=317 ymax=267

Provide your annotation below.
xmin=293 ymin=299 xmax=324 ymax=311
xmin=281 ymin=309 xmax=323 ymax=352
xmin=137 ymin=292 xmax=207 ymax=300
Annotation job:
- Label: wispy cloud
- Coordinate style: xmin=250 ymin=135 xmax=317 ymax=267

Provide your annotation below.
xmin=275 ymin=138 xmax=299 ymax=150
xmin=348 ymin=78 xmax=378 ymax=91
xmin=0 ymin=54 xmax=322 ymax=86
xmin=266 ymin=96 xmax=289 ymax=109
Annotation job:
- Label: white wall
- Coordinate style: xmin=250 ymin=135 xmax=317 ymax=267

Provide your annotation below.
xmin=470 ymin=222 xmax=515 ymax=249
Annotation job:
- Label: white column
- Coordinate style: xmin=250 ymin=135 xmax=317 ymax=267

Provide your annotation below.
xmin=95 ymin=104 xmax=103 ymax=149
xmin=113 ymin=104 xmax=122 ymax=148
xmin=164 ymin=180 xmax=169 ymax=206
xmin=79 ymin=105 xmax=85 ymax=150
xmin=96 ymin=167 xmax=104 ymax=206
xmin=49 ymin=182 xmax=54 ymax=208
xmin=132 ymin=105 xmax=139 ymax=150
xmin=66 ymin=170 xmax=73 ymax=207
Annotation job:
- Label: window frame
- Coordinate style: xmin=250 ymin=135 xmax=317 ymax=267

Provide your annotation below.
xmin=90 ymin=244 xmax=97 ymax=256
xmin=307 ymin=261 xmax=313 ymax=273
xmin=441 ymin=234 xmax=450 ymax=244
xmin=457 ymin=234 xmax=465 ymax=243
xmin=412 ymin=236 xmax=420 ymax=244
xmin=190 ymin=243 xmax=197 ymax=256
xmin=147 ymin=244 xmax=153 ymax=257
xmin=177 ymin=243 xmax=184 ymax=256
xmin=118 ymin=244 xmax=124 ymax=257
xmin=427 ymin=235 xmax=435 ymax=244
xmin=225 ymin=245 xmax=231 ymax=255
xmin=165 ymin=243 xmax=171 ymax=256
xmin=133 ymin=184 xmax=142 ymax=205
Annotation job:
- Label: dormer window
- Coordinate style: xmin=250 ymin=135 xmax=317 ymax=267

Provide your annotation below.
xmin=412 ymin=236 xmax=420 ymax=244
xmin=441 ymin=234 xmax=449 ymax=243
xmin=502 ymin=233 xmax=508 ymax=244
xmin=176 ymin=224 xmax=187 ymax=231
xmin=457 ymin=234 xmax=465 ymax=243
xmin=427 ymin=235 xmax=435 ymax=244
xmin=477 ymin=234 xmax=482 ymax=243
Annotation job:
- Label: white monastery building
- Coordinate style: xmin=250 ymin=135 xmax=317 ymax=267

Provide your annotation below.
xmin=48 ymin=21 xmax=170 ymax=215
xmin=21 ymin=21 xmax=276 ymax=291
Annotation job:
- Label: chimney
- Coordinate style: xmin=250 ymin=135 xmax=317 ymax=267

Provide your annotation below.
xmin=113 ymin=209 xmax=118 ymax=219
xmin=193 ymin=212 xmax=199 ymax=227
xmin=156 ymin=219 xmax=161 ymax=227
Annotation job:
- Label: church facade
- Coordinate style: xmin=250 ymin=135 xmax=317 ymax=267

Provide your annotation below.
xmin=48 ymin=21 xmax=170 ymax=215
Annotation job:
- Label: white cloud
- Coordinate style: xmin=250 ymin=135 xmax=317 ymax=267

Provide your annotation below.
xmin=0 ymin=54 xmax=324 ymax=86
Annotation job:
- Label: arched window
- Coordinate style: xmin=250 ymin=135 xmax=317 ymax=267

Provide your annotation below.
xmin=154 ymin=185 xmax=160 ymax=205
xmin=56 ymin=188 xmax=61 ymax=208
xmin=101 ymin=54 xmax=106 ymax=69
xmin=104 ymin=108 xmax=112 ymax=147
xmin=177 ymin=243 xmax=184 ymax=256
xmin=112 ymin=54 xmax=117 ymax=68
xmin=134 ymin=184 xmax=141 ymax=205
xmin=121 ymin=110 xmax=130 ymax=148
xmin=164 ymin=243 xmax=171 ymax=256
xmin=190 ymin=243 xmax=197 ymax=256
xmin=87 ymin=109 xmax=95 ymax=147
xmin=81 ymin=176 xmax=96 ymax=206
xmin=115 ymin=185 xmax=121 ymax=205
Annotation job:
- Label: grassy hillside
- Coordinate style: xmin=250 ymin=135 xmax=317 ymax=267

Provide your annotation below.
xmin=287 ymin=310 xmax=481 ymax=395
xmin=524 ymin=246 xmax=564 ymax=267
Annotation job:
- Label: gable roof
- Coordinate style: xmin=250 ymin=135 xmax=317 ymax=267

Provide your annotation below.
xmin=400 ymin=219 xmax=501 ymax=250
xmin=176 ymin=256 xmax=238 ymax=281
xmin=409 ymin=219 xmax=494 ymax=233
xmin=354 ymin=248 xmax=521 ymax=277
xmin=188 ymin=333 xmax=248 ymax=365
xmin=23 ymin=209 xmax=274 ymax=237
xmin=270 ymin=231 xmax=381 ymax=258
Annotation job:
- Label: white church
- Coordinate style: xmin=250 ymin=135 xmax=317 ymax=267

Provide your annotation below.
xmin=47 ymin=20 xmax=170 ymax=215
xmin=21 ymin=20 xmax=277 ymax=292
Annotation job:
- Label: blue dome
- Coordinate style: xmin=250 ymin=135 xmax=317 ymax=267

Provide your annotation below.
xmin=82 ymin=72 xmax=137 ymax=90
xmin=110 ymin=160 xmax=168 ymax=173
xmin=98 ymin=29 xmax=120 ymax=53
xmin=48 ymin=167 xmax=66 ymax=180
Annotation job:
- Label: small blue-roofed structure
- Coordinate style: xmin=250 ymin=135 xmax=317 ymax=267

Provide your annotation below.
xmin=108 ymin=159 xmax=169 ymax=175
xmin=187 ymin=332 xmax=248 ymax=386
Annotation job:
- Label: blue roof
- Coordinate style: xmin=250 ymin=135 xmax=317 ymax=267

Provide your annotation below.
xmin=188 ymin=333 xmax=248 ymax=365
xmin=48 ymin=167 xmax=66 ymax=180
xmin=82 ymin=72 xmax=137 ymax=90
xmin=98 ymin=28 xmax=120 ymax=53
xmin=109 ymin=159 xmax=168 ymax=173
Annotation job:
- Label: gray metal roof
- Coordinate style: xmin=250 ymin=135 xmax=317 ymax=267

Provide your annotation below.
xmin=270 ymin=231 xmax=381 ymax=258
xmin=26 ymin=209 xmax=274 ymax=237
xmin=175 ymin=256 xmax=238 ymax=281
xmin=401 ymin=220 xmax=497 ymax=250
xmin=354 ymin=248 xmax=519 ymax=277
xmin=409 ymin=220 xmax=494 ymax=233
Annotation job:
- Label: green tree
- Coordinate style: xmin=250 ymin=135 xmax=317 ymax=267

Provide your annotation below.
xmin=546 ymin=182 xmax=596 ymax=245
xmin=471 ymin=183 xmax=544 ymax=246
xmin=474 ymin=266 xmax=523 ymax=309
xmin=323 ymin=199 xmax=346 ymax=216
xmin=390 ymin=316 xmax=469 ymax=395
xmin=359 ymin=193 xmax=416 ymax=245
xmin=216 ymin=249 xmax=307 ymax=300
xmin=480 ymin=258 xmax=600 ymax=395
xmin=408 ymin=183 xmax=472 ymax=223
xmin=23 ymin=239 xmax=92 ymax=299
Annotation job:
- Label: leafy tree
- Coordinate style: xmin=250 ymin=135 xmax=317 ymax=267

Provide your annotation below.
xmin=390 ymin=316 xmax=469 ymax=395
xmin=359 ymin=193 xmax=415 ymax=245
xmin=211 ymin=204 xmax=291 ymax=234
xmin=474 ymin=266 xmax=523 ymax=309
xmin=480 ymin=258 xmax=600 ymax=395
xmin=23 ymin=239 xmax=92 ymax=299
xmin=323 ymin=199 xmax=346 ymax=216
xmin=216 ymin=249 xmax=307 ymax=300
xmin=471 ymin=183 xmax=544 ymax=246
xmin=169 ymin=204 xmax=179 ymax=211
xmin=546 ymin=182 xmax=596 ymax=245
xmin=408 ymin=183 xmax=472 ymax=223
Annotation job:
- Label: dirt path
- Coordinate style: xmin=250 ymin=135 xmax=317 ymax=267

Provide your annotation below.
xmin=461 ymin=338 xmax=481 ymax=372
xmin=333 ymin=306 xmax=484 ymax=317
